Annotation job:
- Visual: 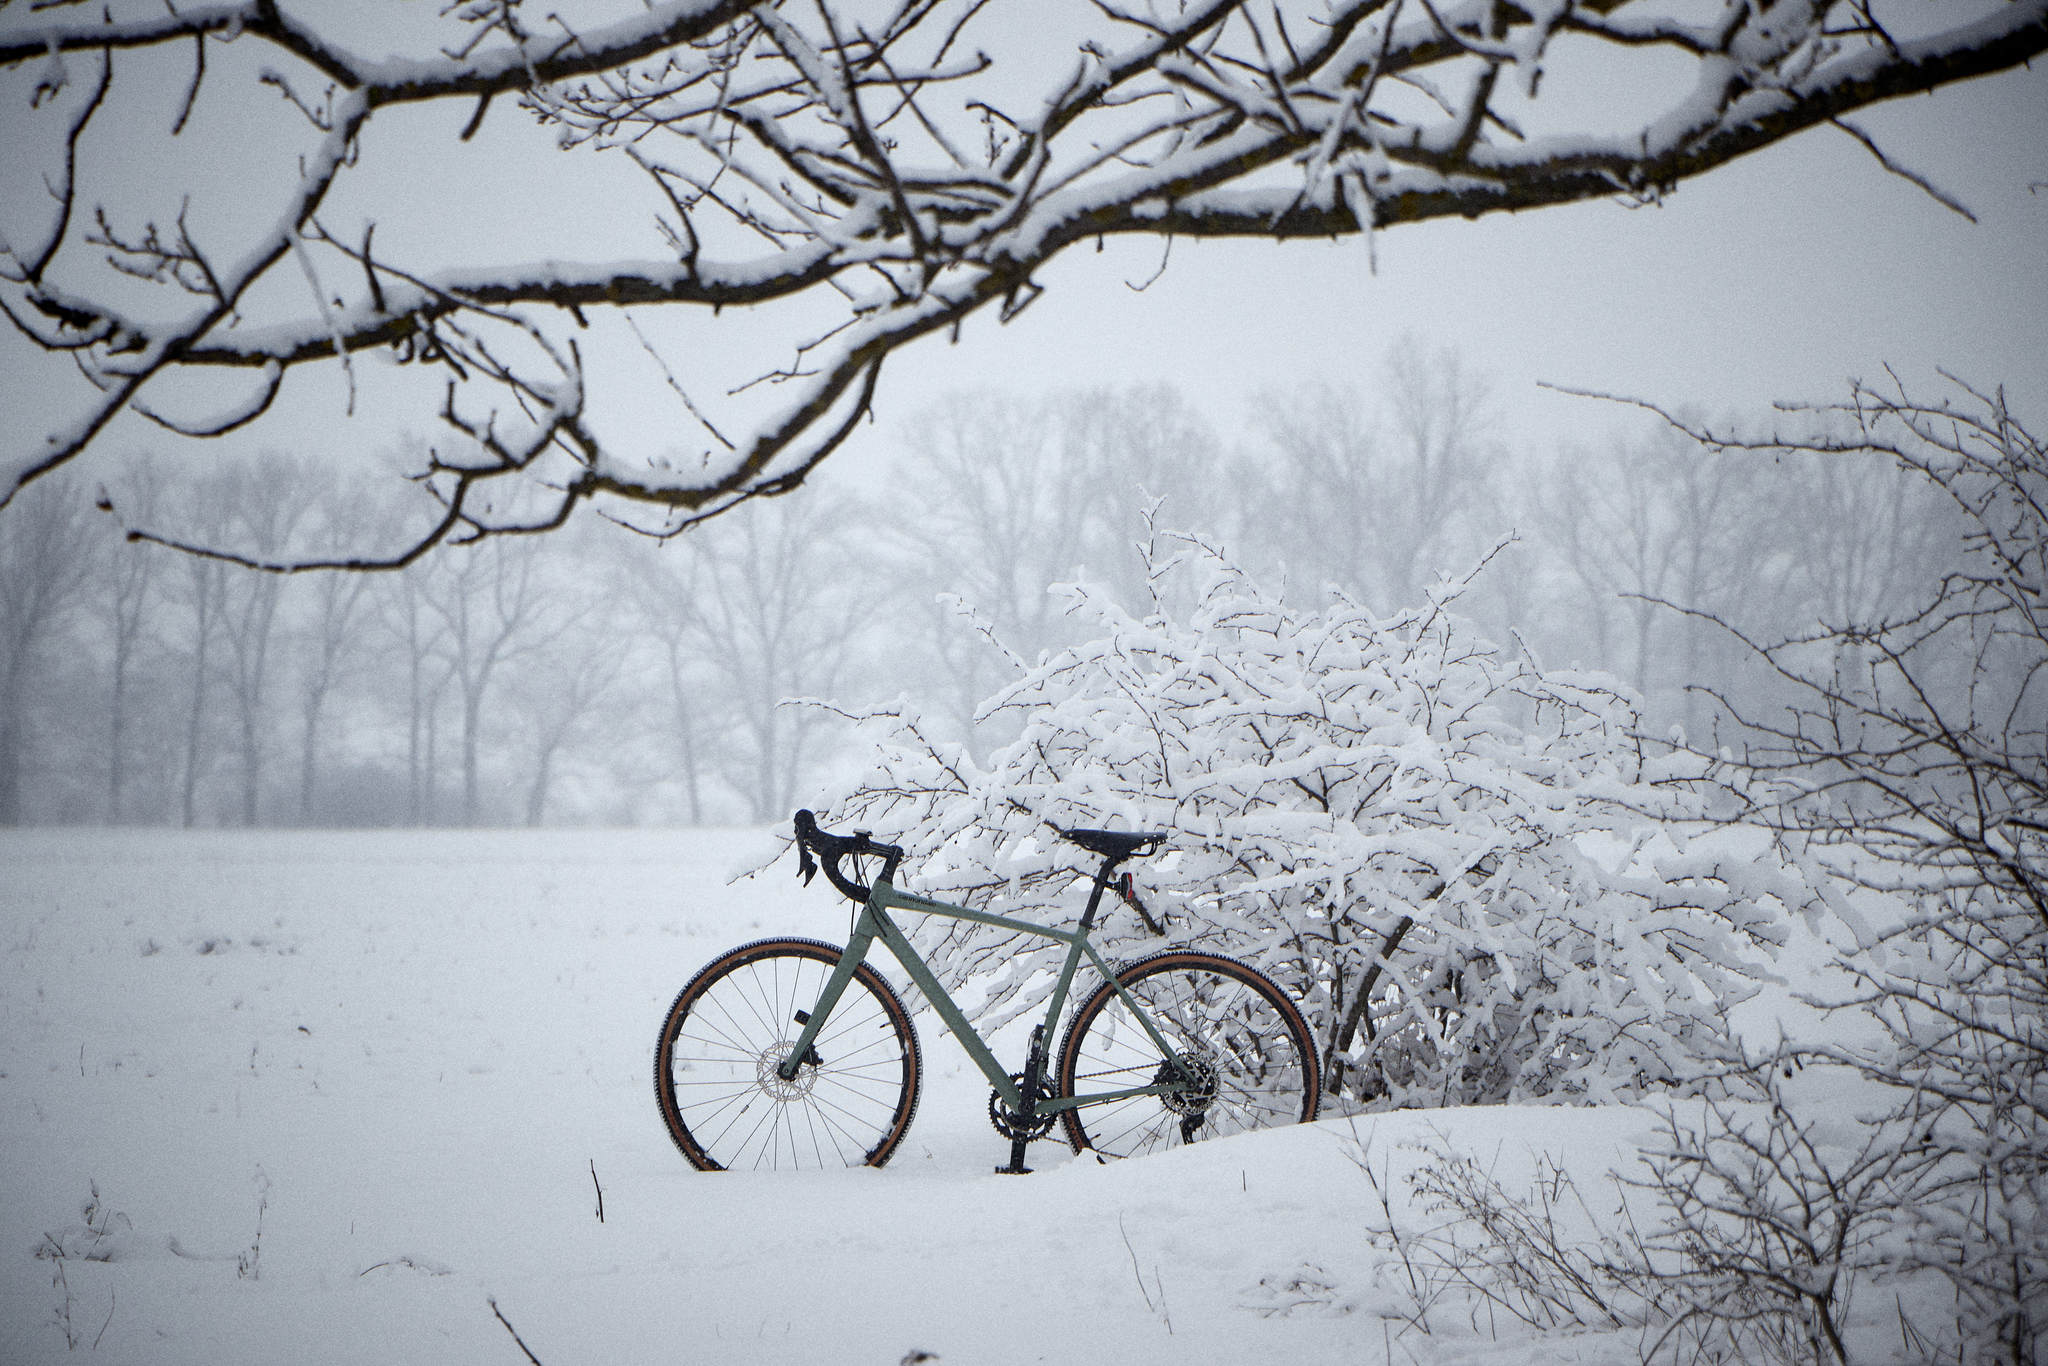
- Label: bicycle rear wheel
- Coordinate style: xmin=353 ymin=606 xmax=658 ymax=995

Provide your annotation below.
xmin=1057 ymin=950 xmax=1319 ymax=1158
xmin=655 ymin=937 xmax=921 ymax=1171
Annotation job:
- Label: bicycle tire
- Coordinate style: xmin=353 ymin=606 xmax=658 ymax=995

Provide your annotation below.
xmin=1057 ymin=950 xmax=1319 ymax=1158
xmin=654 ymin=937 xmax=922 ymax=1171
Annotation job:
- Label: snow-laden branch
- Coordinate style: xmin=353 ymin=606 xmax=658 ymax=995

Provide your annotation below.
xmin=3 ymin=0 xmax=2043 ymax=561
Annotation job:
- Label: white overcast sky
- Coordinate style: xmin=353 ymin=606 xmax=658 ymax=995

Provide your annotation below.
xmin=1 ymin=4 xmax=2043 ymax=502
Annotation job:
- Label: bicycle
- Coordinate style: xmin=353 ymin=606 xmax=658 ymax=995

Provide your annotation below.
xmin=654 ymin=810 xmax=1321 ymax=1173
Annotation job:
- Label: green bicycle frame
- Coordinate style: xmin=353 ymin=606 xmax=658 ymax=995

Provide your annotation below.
xmin=777 ymin=877 xmax=1191 ymax=1115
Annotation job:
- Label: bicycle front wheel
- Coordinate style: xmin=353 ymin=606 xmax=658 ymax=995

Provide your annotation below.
xmin=655 ymin=937 xmax=922 ymax=1171
xmin=1057 ymin=950 xmax=1319 ymax=1158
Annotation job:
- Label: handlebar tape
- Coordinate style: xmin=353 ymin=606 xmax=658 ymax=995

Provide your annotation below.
xmin=792 ymin=809 xmax=903 ymax=903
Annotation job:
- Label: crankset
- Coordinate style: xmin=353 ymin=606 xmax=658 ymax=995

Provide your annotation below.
xmin=989 ymin=1071 xmax=1059 ymax=1142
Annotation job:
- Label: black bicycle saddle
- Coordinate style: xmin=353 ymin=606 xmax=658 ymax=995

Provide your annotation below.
xmin=1059 ymin=827 xmax=1167 ymax=860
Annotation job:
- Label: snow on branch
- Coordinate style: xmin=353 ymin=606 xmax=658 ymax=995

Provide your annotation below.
xmin=3 ymin=1 xmax=2044 ymax=561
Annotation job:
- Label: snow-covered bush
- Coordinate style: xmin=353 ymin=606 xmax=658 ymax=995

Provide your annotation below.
xmin=1668 ymin=377 xmax=2047 ymax=1363
xmin=823 ymin=525 xmax=1806 ymax=1107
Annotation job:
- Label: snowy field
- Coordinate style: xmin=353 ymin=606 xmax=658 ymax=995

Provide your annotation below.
xmin=3 ymin=827 xmax=1855 ymax=1365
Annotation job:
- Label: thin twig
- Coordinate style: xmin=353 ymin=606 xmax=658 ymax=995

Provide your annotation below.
xmin=489 ymin=1296 xmax=547 ymax=1366
xmin=1117 ymin=1212 xmax=1155 ymax=1314
xmin=93 ymin=1288 xmax=115 ymax=1351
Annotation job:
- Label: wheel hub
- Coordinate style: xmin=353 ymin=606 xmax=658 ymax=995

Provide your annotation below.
xmin=756 ymin=1042 xmax=818 ymax=1100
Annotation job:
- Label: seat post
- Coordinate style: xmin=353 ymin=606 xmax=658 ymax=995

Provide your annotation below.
xmin=1060 ymin=826 xmax=1163 ymax=932
xmin=1075 ymin=852 xmax=1123 ymax=933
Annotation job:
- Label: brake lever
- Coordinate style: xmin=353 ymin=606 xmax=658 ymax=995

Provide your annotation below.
xmin=792 ymin=809 xmax=820 ymax=885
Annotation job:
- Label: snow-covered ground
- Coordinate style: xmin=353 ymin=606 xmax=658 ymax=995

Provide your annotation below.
xmin=2 ymin=828 xmax=1855 ymax=1365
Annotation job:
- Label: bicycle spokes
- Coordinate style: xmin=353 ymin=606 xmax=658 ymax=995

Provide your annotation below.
xmin=655 ymin=939 xmax=922 ymax=1171
xmin=1059 ymin=951 xmax=1318 ymax=1159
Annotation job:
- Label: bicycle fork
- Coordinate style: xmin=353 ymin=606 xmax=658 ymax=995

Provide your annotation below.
xmin=772 ymin=915 xmax=882 ymax=1086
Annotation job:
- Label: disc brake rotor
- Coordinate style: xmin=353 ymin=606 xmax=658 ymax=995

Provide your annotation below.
xmin=756 ymin=1042 xmax=818 ymax=1100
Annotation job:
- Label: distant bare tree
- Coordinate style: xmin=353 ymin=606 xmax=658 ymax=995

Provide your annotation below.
xmin=5 ymin=2 xmax=2041 ymax=558
xmin=163 ymin=491 xmax=231 ymax=827
xmin=1241 ymin=341 xmax=1501 ymax=612
xmin=1380 ymin=342 xmax=1505 ymax=600
xmin=884 ymin=385 xmax=1222 ymax=740
xmin=621 ymin=537 xmax=721 ymax=824
xmin=1530 ymin=404 xmax=1967 ymax=735
xmin=291 ymin=488 xmax=379 ymax=822
xmin=1766 ymin=437 xmax=1966 ymax=637
xmin=213 ymin=461 xmax=314 ymax=824
xmin=679 ymin=495 xmax=869 ymax=821
xmin=506 ymin=526 xmax=628 ymax=825
xmin=374 ymin=562 xmax=454 ymax=823
xmin=1534 ymin=419 xmax=1772 ymax=724
xmin=513 ymin=632 xmax=627 ymax=826
xmin=418 ymin=536 xmax=565 ymax=825
xmin=95 ymin=464 xmax=168 ymax=822
xmin=132 ymin=456 xmax=310 ymax=825
xmin=0 ymin=472 xmax=95 ymax=823
xmin=890 ymin=390 xmax=1082 ymax=715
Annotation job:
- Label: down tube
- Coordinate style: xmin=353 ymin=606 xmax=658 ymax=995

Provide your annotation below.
xmin=863 ymin=900 xmax=1025 ymax=1106
xmin=866 ymin=885 xmax=1106 ymax=1112
xmin=865 ymin=883 xmax=1183 ymax=1109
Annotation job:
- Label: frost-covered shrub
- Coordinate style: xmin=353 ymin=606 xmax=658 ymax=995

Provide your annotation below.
xmin=1671 ymin=377 xmax=2047 ymax=1363
xmin=825 ymin=527 xmax=1806 ymax=1107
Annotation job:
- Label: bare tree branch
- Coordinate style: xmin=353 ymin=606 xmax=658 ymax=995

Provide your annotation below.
xmin=3 ymin=1 xmax=2044 ymax=563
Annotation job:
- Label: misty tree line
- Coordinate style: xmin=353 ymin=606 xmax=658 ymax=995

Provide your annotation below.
xmin=0 ymin=345 xmax=1965 ymax=828
xmin=0 ymin=450 xmax=852 ymax=828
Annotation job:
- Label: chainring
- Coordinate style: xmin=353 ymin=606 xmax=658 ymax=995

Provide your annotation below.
xmin=988 ymin=1071 xmax=1059 ymax=1141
